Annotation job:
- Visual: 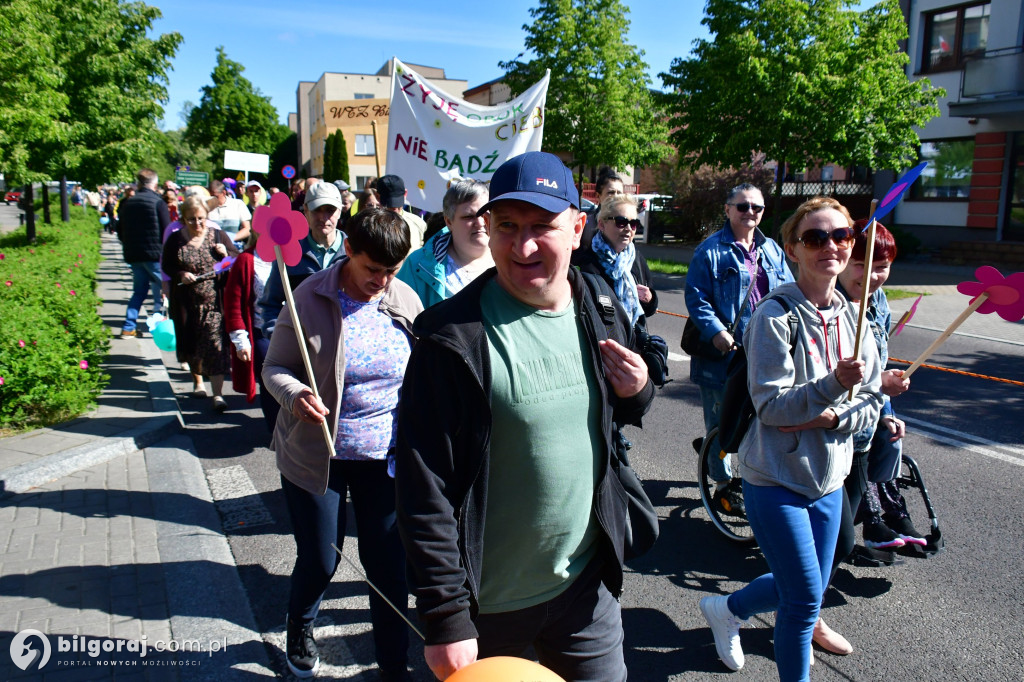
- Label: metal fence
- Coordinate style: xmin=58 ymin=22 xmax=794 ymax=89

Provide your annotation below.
xmin=779 ymin=181 xmax=873 ymax=197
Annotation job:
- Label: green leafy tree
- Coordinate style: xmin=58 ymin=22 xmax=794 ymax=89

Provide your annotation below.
xmin=322 ymin=130 xmax=350 ymax=185
xmin=269 ymin=128 xmax=298 ymax=191
xmin=0 ymin=0 xmax=180 ymax=188
xmin=139 ymin=129 xmax=215 ymax=186
xmin=185 ymin=47 xmax=282 ymax=175
xmin=660 ymin=0 xmax=943 ymax=231
xmin=499 ymin=0 xmax=670 ymax=180
xmin=0 ymin=0 xmax=68 ymax=186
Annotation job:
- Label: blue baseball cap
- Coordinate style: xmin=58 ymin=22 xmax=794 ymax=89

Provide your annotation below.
xmin=478 ymin=151 xmax=580 ymax=215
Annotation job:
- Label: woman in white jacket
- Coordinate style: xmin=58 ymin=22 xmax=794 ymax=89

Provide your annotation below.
xmin=699 ymin=197 xmax=884 ymax=682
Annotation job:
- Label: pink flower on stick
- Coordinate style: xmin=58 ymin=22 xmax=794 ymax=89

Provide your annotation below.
xmin=252 ymin=193 xmax=308 ymax=266
xmin=79 ymin=360 xmax=89 ymax=369
xmin=956 ymin=266 xmax=1024 ymax=322
xmin=904 ymin=266 xmax=1023 ymax=378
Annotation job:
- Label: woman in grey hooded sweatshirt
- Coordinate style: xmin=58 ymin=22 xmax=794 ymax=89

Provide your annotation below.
xmin=698 ymin=197 xmax=884 ymax=682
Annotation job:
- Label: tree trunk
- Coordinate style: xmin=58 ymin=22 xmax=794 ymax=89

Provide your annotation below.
xmin=24 ymin=184 xmax=36 ymax=243
xmin=60 ymin=176 xmax=69 ymax=222
xmin=42 ymin=183 xmax=51 ymax=224
xmin=771 ymin=157 xmax=786 ymax=238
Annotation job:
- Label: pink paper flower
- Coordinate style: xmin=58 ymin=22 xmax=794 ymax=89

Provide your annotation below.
xmin=4 ymin=280 xmax=11 ymax=287
xmin=55 ymin=282 xmax=61 ymax=287
xmin=0 ymin=253 xmax=5 ymax=259
xmin=67 ymin=268 xmax=72 ymax=273
xmin=957 ymin=266 xmax=1024 ymax=322
xmin=18 ymin=340 xmax=25 ymax=347
xmin=252 ymin=192 xmax=309 ymax=266
xmin=0 ymin=376 xmax=5 ymax=386
xmin=69 ymin=290 xmax=76 ymax=296
xmin=79 ymin=360 xmax=89 ymax=369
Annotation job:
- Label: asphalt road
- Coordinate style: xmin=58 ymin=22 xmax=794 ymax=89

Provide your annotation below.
xmin=158 ymin=271 xmax=1024 ymax=681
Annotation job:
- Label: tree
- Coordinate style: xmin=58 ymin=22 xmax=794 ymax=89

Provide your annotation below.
xmin=269 ymin=129 xmax=298 ymax=191
xmin=185 ymin=47 xmax=282 ymax=175
xmin=660 ymin=0 xmax=943 ymax=231
xmin=0 ymin=0 xmax=181 ymax=188
xmin=499 ymin=0 xmax=670 ymax=180
xmin=322 ymin=130 xmax=350 ymax=185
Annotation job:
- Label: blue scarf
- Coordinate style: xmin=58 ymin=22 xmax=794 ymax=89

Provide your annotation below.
xmin=591 ymin=232 xmax=640 ymax=325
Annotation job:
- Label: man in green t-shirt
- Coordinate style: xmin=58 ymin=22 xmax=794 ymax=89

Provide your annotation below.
xmin=396 ymin=151 xmax=655 ymax=682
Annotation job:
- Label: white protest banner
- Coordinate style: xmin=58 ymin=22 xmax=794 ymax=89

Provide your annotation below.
xmin=385 ymin=57 xmax=549 ymax=212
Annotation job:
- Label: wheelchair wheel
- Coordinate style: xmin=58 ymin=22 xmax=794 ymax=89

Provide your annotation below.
xmin=697 ymin=427 xmax=757 ymax=545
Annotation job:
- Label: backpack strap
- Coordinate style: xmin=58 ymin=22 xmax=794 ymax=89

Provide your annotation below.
xmin=580 ymin=270 xmax=619 ymax=333
xmin=757 ymin=292 xmax=799 ymax=354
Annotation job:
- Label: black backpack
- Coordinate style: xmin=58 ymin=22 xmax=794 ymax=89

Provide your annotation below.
xmin=717 ymin=294 xmax=799 ymax=453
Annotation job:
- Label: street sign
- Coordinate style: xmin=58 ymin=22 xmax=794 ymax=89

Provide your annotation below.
xmin=174 ymin=170 xmax=209 ymax=187
xmin=236 ymin=172 xmax=246 ymax=184
xmin=282 ymin=165 xmax=296 ymax=180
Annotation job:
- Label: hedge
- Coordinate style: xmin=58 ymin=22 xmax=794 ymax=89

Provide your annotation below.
xmin=0 ymin=209 xmax=109 ymax=432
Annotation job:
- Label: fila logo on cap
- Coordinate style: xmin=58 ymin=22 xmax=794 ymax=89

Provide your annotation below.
xmin=536 ymin=178 xmax=559 ymax=189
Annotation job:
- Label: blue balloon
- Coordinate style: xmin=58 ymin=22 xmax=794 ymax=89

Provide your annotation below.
xmin=152 ymin=319 xmax=177 ymax=352
xmin=99 ymin=216 xmax=109 ymax=225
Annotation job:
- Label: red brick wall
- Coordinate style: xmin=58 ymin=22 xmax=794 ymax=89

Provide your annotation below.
xmin=968 ymin=132 xmax=1006 ymax=230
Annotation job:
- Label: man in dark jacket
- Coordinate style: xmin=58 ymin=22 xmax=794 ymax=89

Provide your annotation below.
xmin=395 ymin=152 xmax=655 ymax=682
xmin=118 ymin=169 xmax=170 ymax=337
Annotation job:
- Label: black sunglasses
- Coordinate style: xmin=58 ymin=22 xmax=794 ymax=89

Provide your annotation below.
xmin=797 ymin=227 xmax=856 ymax=250
xmin=728 ymin=201 xmax=765 ymax=214
xmin=606 ymin=215 xmax=642 ymax=230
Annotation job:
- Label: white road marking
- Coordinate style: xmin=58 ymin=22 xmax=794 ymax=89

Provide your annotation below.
xmin=904 ymin=416 xmax=1024 ymax=467
xmin=206 ymin=465 xmax=275 ymax=530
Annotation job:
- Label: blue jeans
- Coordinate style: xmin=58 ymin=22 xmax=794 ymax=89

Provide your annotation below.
xmin=727 ymin=482 xmax=843 ymax=682
xmin=281 ymin=460 xmax=409 ymax=674
xmin=474 ymin=559 xmax=626 ymax=682
xmin=700 ymin=385 xmax=732 ymax=482
xmin=123 ymin=261 xmax=163 ymax=332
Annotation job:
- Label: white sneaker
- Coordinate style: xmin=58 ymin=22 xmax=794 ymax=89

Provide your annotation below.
xmin=700 ymin=595 xmax=746 ymax=671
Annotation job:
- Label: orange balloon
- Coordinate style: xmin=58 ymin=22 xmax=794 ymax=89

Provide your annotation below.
xmin=446 ymin=656 xmax=566 ymax=682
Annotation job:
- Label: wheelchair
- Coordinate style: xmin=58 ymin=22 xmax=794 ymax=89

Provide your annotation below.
xmin=693 ymin=426 xmax=944 ymax=556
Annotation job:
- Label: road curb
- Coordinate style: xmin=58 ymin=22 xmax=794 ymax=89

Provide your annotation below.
xmin=147 ymin=434 xmax=275 ymax=678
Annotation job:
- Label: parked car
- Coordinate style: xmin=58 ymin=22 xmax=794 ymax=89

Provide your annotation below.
xmin=4 ymin=190 xmax=21 ymax=205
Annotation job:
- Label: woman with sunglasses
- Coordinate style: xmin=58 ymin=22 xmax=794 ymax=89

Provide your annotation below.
xmin=685 ymin=184 xmax=793 ymax=516
xmin=699 ymin=197 xmax=883 ymax=680
xmin=573 ymin=194 xmax=658 ymax=327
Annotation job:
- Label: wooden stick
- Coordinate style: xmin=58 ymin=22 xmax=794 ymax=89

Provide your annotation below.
xmin=371 ymin=120 xmax=382 ymax=177
xmin=849 ymin=199 xmax=878 ymax=399
xmin=903 ymin=292 xmax=989 ymax=379
xmin=275 ymin=245 xmax=335 ymax=454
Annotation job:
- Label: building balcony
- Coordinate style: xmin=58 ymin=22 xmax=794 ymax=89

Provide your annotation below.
xmin=948 ymin=46 xmax=1024 ymax=119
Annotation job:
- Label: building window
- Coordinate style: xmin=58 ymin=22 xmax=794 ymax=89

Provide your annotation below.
xmin=912 ymin=139 xmax=974 ymax=200
xmin=353 ymin=93 xmax=374 ymax=100
xmin=356 ymin=176 xmax=373 ymax=191
xmin=355 ymin=134 xmax=375 ymax=156
xmin=921 ymin=2 xmax=990 ymax=73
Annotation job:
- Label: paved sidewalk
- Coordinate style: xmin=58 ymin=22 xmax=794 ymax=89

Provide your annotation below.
xmin=0 ymin=229 xmax=272 ymax=679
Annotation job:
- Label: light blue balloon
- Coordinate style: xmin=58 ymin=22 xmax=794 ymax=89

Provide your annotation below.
xmin=99 ymin=216 xmax=109 ymax=226
xmin=152 ymin=319 xmax=177 ymax=352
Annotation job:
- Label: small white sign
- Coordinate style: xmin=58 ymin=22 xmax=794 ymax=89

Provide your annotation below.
xmin=223 ymin=150 xmax=270 ymax=173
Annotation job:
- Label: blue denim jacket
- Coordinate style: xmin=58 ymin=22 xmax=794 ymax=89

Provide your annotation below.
xmin=685 ymin=222 xmax=794 ymax=388
xmin=837 ymin=283 xmax=895 ymax=450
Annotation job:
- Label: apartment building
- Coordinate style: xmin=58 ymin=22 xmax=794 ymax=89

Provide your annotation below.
xmin=296 ymin=60 xmax=467 ymax=190
xmin=897 ymin=0 xmax=1024 ymax=245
